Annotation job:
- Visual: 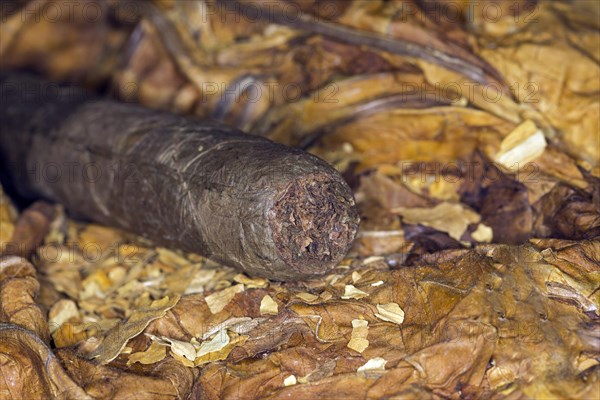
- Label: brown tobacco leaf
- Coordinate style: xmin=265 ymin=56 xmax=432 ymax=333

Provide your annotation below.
xmin=474 ymin=0 xmax=600 ymax=168
xmin=2 ymin=201 xmax=55 ymax=258
xmin=0 ymin=185 xmax=17 ymax=247
xmin=0 ymin=193 xmax=596 ymax=399
xmin=358 ymin=170 xmax=433 ymax=210
xmin=531 ymin=239 xmax=600 ymax=310
xmin=56 ymin=348 xmax=195 ymax=399
xmin=0 ymin=256 xmax=48 ymax=342
xmin=0 ymin=324 xmax=91 ymax=399
xmin=87 ymin=294 xmax=181 ymax=364
xmin=533 ymin=184 xmax=600 ymax=240
xmin=0 ymin=0 xmax=134 ymax=84
xmin=460 ymin=152 xmax=534 ymax=244
xmin=0 ymin=1 xmax=599 ymax=398
xmin=191 ymin=243 xmax=599 ymax=398
xmin=114 ymin=0 xmax=523 ymax=149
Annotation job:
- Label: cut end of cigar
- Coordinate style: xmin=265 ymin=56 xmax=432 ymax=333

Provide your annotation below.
xmin=269 ymin=173 xmax=359 ymax=279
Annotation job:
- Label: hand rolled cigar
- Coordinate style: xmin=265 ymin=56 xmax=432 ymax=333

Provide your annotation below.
xmin=0 ymin=73 xmax=359 ymax=281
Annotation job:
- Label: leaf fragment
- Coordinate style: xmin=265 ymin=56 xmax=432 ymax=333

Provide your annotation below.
xmin=260 ymin=294 xmax=279 ymax=315
xmin=347 ymin=319 xmax=369 ymax=353
xmin=205 ymin=284 xmax=244 ymax=314
xmin=395 ymin=202 xmax=481 ymax=241
xmin=197 ymin=330 xmax=230 ymax=357
xmin=87 ymin=294 xmax=180 ymax=364
xmin=357 ymin=357 xmax=387 ymax=372
xmin=234 ymin=273 xmax=269 ymax=288
xmin=495 ymin=120 xmax=546 ymax=169
xmin=283 ymin=375 xmax=297 ymax=386
xmin=375 ymin=303 xmax=405 ymax=325
xmin=48 ymin=299 xmax=80 ymax=335
xmin=295 ymin=292 xmax=320 ymax=303
xmin=127 ymin=341 xmax=167 ymax=366
xmin=341 ymin=285 xmax=369 ymax=299
xmin=472 ymin=223 xmax=493 ymax=243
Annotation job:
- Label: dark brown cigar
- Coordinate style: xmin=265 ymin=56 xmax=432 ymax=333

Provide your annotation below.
xmin=0 ymin=73 xmax=359 ymax=281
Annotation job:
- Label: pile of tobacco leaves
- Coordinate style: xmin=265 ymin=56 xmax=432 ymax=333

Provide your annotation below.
xmin=0 ymin=1 xmax=598 ymax=398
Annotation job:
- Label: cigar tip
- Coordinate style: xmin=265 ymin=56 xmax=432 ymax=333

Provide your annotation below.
xmin=269 ymin=173 xmax=359 ymax=279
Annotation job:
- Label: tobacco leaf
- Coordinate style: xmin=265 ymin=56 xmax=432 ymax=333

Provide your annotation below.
xmin=0 ymin=176 xmax=598 ymax=398
xmin=459 ymin=152 xmax=534 ymax=244
xmin=0 ymin=324 xmax=91 ymax=399
xmin=473 ymin=0 xmax=600 ymax=168
xmin=0 ymin=0 xmax=134 ymax=84
xmin=2 ymin=201 xmax=55 ymax=258
xmin=56 ymin=347 xmax=196 ymax=399
xmin=127 ymin=341 xmax=167 ymax=366
xmin=0 ymin=256 xmax=49 ymax=342
xmin=533 ymin=183 xmax=600 ymax=240
xmin=0 ymin=0 xmax=598 ymax=398
xmin=0 ymin=185 xmax=17 ymax=250
xmin=87 ymin=294 xmax=181 ymax=364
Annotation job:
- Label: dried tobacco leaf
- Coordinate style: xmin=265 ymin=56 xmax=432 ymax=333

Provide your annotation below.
xmin=0 ymin=1 xmax=598 ymax=399
xmin=205 ymin=284 xmax=245 ymax=314
xmin=341 ymin=284 xmax=369 ymax=299
xmin=127 ymin=341 xmax=167 ymax=366
xmin=87 ymin=294 xmax=181 ymax=364
xmin=0 ymin=324 xmax=91 ymax=399
xmin=0 ymin=256 xmax=49 ymax=341
xmin=56 ymin=347 xmax=195 ymax=399
xmin=0 ymin=0 xmax=134 ymax=83
xmin=347 ymin=319 xmax=369 ymax=353
xmin=374 ymin=303 xmax=405 ymax=325
xmin=260 ymin=294 xmax=279 ymax=315
xmin=395 ymin=202 xmax=481 ymax=241
xmin=0 ymin=185 xmax=17 ymax=250
xmin=357 ymin=357 xmax=387 ymax=372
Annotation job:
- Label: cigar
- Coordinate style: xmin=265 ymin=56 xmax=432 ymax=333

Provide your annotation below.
xmin=0 ymin=73 xmax=359 ymax=281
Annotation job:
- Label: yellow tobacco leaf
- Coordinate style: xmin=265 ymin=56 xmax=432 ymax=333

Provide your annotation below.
xmin=347 ymin=319 xmax=369 ymax=353
xmin=395 ymin=202 xmax=480 ymax=241
xmin=48 ymin=299 xmax=80 ymax=335
xmin=341 ymin=285 xmax=369 ymax=300
xmin=295 ymin=292 xmax=320 ymax=303
xmin=260 ymin=295 xmax=279 ymax=315
xmin=234 ymin=273 xmax=269 ymax=288
xmin=156 ymin=247 xmax=191 ymax=267
xmin=495 ymin=120 xmax=546 ymax=170
xmin=357 ymin=357 xmax=387 ymax=372
xmin=197 ymin=330 xmax=230 ymax=357
xmin=127 ymin=341 xmax=167 ymax=366
xmin=205 ymin=284 xmax=244 ymax=314
xmin=472 ymin=223 xmax=493 ymax=243
xmin=375 ymin=303 xmax=405 ymax=325
xmin=148 ymin=335 xmax=197 ymax=361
